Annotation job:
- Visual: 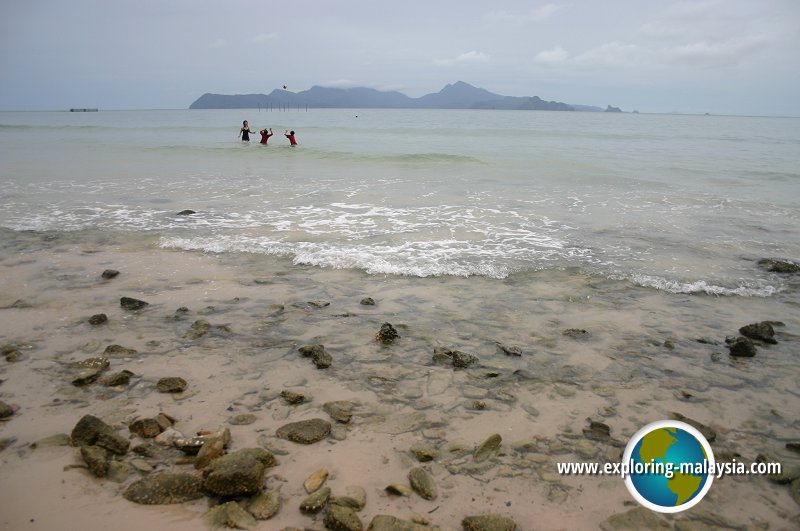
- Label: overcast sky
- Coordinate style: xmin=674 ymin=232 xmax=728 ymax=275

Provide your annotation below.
xmin=1 ymin=0 xmax=798 ymax=115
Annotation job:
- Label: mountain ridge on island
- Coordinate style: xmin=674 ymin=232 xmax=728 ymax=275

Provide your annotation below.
xmin=189 ymin=81 xmax=615 ymax=112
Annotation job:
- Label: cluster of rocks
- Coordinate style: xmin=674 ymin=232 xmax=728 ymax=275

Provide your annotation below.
xmin=727 ymin=320 xmax=782 ymax=358
xmin=432 ymin=347 xmax=479 ymax=369
xmin=67 ymin=353 xmax=185 ymax=394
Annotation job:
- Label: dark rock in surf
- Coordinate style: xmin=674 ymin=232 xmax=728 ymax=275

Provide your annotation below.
xmin=739 ymin=322 xmax=777 ymax=344
xmin=496 ymin=343 xmax=522 ymax=356
xmin=298 ymin=344 xmax=332 ymax=369
xmin=120 ymin=297 xmax=149 ymax=311
xmin=88 ymin=313 xmax=108 ymax=325
xmin=176 ymin=210 xmax=196 ymax=216
xmin=452 ymin=350 xmax=478 ymax=369
xmin=360 ymin=297 xmax=376 ymax=306
xmin=375 ymin=322 xmax=399 ymax=344
xmin=157 ymin=377 xmax=187 ymax=393
xmin=201 ymin=447 xmax=277 ymax=497
xmin=101 ymin=269 xmax=120 ymax=279
xmin=129 ymin=418 xmax=163 ymax=438
xmin=728 ymin=336 xmax=757 ymax=357
xmin=81 ymin=445 xmax=110 ymax=477
xmin=757 ymin=258 xmax=800 ymax=274
xmin=583 ymin=420 xmax=611 ymax=441
xmin=0 ymin=401 xmax=14 ymax=419
xmin=71 ymin=414 xmax=130 ymax=455
xmin=562 ymin=328 xmax=588 ymax=338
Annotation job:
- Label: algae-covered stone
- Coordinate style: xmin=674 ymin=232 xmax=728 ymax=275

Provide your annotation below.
xmin=599 ymin=507 xmax=670 ymax=530
xmin=248 ymin=489 xmax=281 ymax=519
xmin=410 ymin=443 xmax=438 ymax=463
xmin=276 ymin=418 xmax=331 ymax=444
xmin=183 ymin=319 xmax=211 ymax=340
xmin=367 ymin=515 xmax=439 ymax=531
xmin=157 ymin=377 xmax=187 ymax=393
xmin=129 ymin=418 xmax=162 ymax=438
xmin=104 ymin=344 xmax=138 ymax=357
xmin=280 ymin=390 xmax=307 ymax=405
xmin=206 ymin=501 xmax=257 ymax=530
xmin=474 ymin=434 xmax=502 ymax=462
xmin=228 ymin=413 xmax=257 ymax=425
xmin=71 ymin=414 xmax=130 ymax=455
xmin=408 ymin=467 xmax=437 ymax=500
xmin=299 ymin=486 xmax=331 ymax=514
xmin=728 ymin=336 xmax=757 ymax=357
xmin=332 ymin=486 xmax=367 ymax=511
xmin=101 ymin=370 xmax=134 ymax=387
xmin=88 ymin=313 xmax=108 ymax=325
xmin=69 ymin=357 xmax=110 ymax=370
xmin=462 ymin=514 xmax=517 ymax=531
xmin=324 ymin=401 xmax=354 ymax=423
xmin=324 ymin=504 xmax=364 ymax=531
xmin=120 ymin=296 xmax=148 ymax=311
xmin=375 ymin=322 xmax=399 ymax=344
xmin=80 ymin=445 xmax=109 ymax=477
xmin=739 ymin=322 xmax=777 ymax=344
xmin=123 ymin=473 xmax=204 ymax=504
xmin=202 ymin=448 xmax=277 ymax=497
xmin=31 ymin=433 xmax=71 ymax=449
xmin=452 ymin=350 xmax=478 ymax=369
xmin=101 ymin=269 xmax=120 ymax=279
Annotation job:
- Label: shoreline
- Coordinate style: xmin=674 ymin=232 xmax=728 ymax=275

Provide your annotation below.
xmin=1 ymin=231 xmax=799 ymax=530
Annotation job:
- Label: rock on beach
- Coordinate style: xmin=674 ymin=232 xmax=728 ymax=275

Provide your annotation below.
xmin=123 ymin=473 xmax=205 ymax=504
xmin=276 ymin=418 xmax=332 ymax=444
xmin=201 ymin=447 xmax=277 ymax=497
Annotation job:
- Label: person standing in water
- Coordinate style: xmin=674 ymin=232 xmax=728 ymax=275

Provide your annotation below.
xmin=284 ymin=130 xmax=298 ymax=146
xmin=259 ymin=127 xmax=273 ymax=145
xmin=238 ymin=120 xmax=252 ymax=142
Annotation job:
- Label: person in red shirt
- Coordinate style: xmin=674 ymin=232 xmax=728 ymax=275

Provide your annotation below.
xmin=259 ymin=128 xmax=273 ymax=144
xmin=284 ymin=130 xmax=298 ymax=146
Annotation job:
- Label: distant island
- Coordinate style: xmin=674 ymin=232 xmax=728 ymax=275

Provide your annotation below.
xmin=189 ymin=81 xmax=620 ymax=113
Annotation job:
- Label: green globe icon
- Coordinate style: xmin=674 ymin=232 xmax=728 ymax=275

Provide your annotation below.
xmin=623 ymin=420 xmax=715 ymax=513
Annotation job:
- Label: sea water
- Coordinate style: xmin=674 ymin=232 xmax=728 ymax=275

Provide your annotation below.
xmin=1 ymin=108 xmax=799 ymax=294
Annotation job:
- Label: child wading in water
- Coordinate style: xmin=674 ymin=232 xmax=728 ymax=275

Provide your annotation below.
xmin=284 ymin=130 xmax=298 ymax=146
xmin=259 ymin=128 xmax=273 ymax=145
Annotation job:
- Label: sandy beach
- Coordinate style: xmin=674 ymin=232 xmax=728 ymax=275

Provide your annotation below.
xmin=1 ymin=229 xmax=798 ymax=530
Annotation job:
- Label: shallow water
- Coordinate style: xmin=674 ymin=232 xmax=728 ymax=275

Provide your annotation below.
xmin=0 ymin=229 xmax=798 ymax=529
xmin=1 ymin=108 xmax=799 ymax=528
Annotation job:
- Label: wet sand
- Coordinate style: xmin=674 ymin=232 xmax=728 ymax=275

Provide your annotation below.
xmin=0 ymin=230 xmax=798 ymax=530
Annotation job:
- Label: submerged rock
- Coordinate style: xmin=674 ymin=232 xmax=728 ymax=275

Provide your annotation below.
xmin=71 ymin=414 xmax=130 ymax=455
xmin=474 ymin=434 xmax=502 ymax=462
xmin=410 ymin=443 xmax=438 ymax=463
xmin=104 ymin=344 xmax=138 ymax=357
xmin=562 ymin=328 xmax=588 ymax=338
xmin=452 ymin=350 xmax=479 ymax=369
xmin=324 ymin=401 xmax=354 ymax=423
xmin=202 ymin=447 xmax=277 ymax=497
xmin=375 ymin=322 xmax=399 ymax=345
xmin=324 ymin=504 xmax=363 ymax=531
xmin=206 ymin=501 xmax=257 ymax=530
xmin=299 ymin=486 xmax=331 ymax=514
xmin=176 ymin=209 xmax=196 ymax=216
xmin=670 ymin=413 xmax=717 ymax=442
xmin=183 ymin=320 xmax=211 ymax=340
xmin=583 ymin=420 xmax=611 ymax=441
xmin=298 ymin=344 xmax=332 ymax=369
xmin=101 ymin=269 xmax=120 ymax=279
xmin=276 ymin=418 xmax=331 ymax=444
xmin=385 ymin=484 xmax=413 ymax=497
xmin=331 ymin=486 xmax=367 ymax=511
xmin=728 ymin=336 xmax=757 ymax=357
xmin=80 ymin=445 xmax=109 ymax=477
xmin=757 ymin=258 xmax=800 ymax=274
xmin=247 ymin=489 xmax=282 ymax=520
xmin=120 ymin=296 xmax=149 ymax=311
xmin=739 ymin=322 xmax=777 ymax=344
xmin=367 ymin=514 xmax=439 ymax=530
xmin=408 ymin=467 xmax=437 ymax=500
xmin=496 ymin=343 xmax=522 ymax=356
xmin=101 ymin=370 xmax=134 ymax=387
xmin=599 ymin=507 xmax=669 ymax=530
xmin=360 ymin=297 xmax=376 ymax=306
xmin=157 ymin=377 xmax=187 ymax=393
xmin=123 ymin=473 xmax=204 ymax=504
xmin=88 ymin=313 xmax=108 ymax=325
xmin=462 ymin=514 xmax=517 ymax=531
xmin=281 ymin=390 xmax=307 ymax=405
